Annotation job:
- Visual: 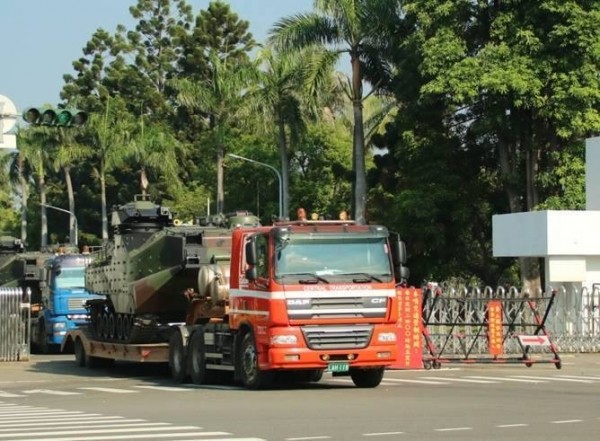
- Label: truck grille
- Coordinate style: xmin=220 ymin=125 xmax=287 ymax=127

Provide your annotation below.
xmin=287 ymin=296 xmax=387 ymax=319
xmin=301 ymin=325 xmax=373 ymax=350
xmin=67 ymin=298 xmax=87 ymax=311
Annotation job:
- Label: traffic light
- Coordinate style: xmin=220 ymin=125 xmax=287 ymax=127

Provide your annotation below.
xmin=22 ymin=107 xmax=88 ymax=127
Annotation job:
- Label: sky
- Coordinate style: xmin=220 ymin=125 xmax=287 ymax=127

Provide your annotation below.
xmin=1 ymin=0 xmax=314 ymax=114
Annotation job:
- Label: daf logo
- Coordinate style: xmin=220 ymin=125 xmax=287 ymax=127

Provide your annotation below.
xmin=370 ymin=297 xmax=386 ymax=304
xmin=287 ymin=299 xmax=310 ymax=306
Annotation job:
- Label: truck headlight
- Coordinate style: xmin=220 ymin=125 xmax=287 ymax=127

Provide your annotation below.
xmin=377 ymin=332 xmax=397 ymax=343
xmin=52 ymin=322 xmax=66 ymax=330
xmin=271 ymin=335 xmax=298 ymax=345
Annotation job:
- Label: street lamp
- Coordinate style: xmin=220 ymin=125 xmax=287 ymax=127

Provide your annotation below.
xmin=40 ymin=204 xmax=78 ymax=247
xmin=227 ymin=153 xmax=283 ymax=219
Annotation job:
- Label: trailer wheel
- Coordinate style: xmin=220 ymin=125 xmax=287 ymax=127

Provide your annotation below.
xmin=350 ymin=367 xmax=385 ymax=388
xmin=188 ymin=327 xmax=207 ymax=384
xmin=169 ymin=331 xmax=188 ymax=383
xmin=74 ymin=337 xmax=87 ymax=367
xmin=239 ymin=332 xmax=272 ymax=390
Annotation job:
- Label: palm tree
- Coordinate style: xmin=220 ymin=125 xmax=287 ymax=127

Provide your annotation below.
xmin=84 ymin=98 xmax=133 ymax=240
xmin=172 ymin=52 xmax=258 ymax=214
xmin=0 ymin=133 xmax=33 ymax=244
xmin=14 ymin=128 xmax=50 ymax=247
xmin=245 ymin=46 xmax=338 ymax=219
xmin=269 ymin=0 xmax=395 ymax=224
xmin=129 ymin=119 xmax=182 ymax=198
xmin=48 ymin=127 xmax=91 ymax=246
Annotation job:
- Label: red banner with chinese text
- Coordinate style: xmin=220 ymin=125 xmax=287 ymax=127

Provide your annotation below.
xmin=487 ymin=300 xmax=503 ymax=356
xmin=391 ymin=287 xmax=423 ymax=369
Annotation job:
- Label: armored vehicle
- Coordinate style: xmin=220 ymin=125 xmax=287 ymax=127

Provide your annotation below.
xmin=85 ymin=196 xmax=259 ymax=343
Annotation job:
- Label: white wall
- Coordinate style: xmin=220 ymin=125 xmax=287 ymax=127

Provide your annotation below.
xmin=586 ymin=137 xmax=600 ymax=210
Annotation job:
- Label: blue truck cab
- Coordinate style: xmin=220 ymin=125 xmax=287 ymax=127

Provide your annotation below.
xmin=32 ymin=252 xmax=101 ymax=353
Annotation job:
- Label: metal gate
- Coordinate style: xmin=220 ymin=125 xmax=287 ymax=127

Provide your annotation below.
xmin=0 ymin=287 xmax=30 ymax=361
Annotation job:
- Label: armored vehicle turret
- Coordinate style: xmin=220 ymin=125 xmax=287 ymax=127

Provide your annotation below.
xmin=85 ymin=196 xmax=259 ymax=343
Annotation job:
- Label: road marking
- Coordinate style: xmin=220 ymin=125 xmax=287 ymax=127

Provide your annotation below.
xmin=0 ymin=418 xmax=144 ymax=429
xmin=286 ymin=437 xmax=331 ymax=441
xmin=0 ymin=426 xmax=224 ymax=438
xmin=420 ymin=377 xmax=499 ymax=384
xmin=32 ymin=433 xmax=231 ymax=441
xmin=496 ymin=424 xmax=529 ymax=428
xmin=0 ymin=411 xmax=85 ymax=420
xmin=511 ymin=376 xmax=593 ymax=383
xmin=551 ymin=419 xmax=583 ymax=424
xmin=557 ymin=375 xmax=600 ymax=381
xmin=171 ymin=439 xmax=266 ymax=441
xmin=380 ymin=378 xmax=449 ymax=385
xmin=77 ymin=387 xmax=138 ymax=394
xmin=363 ymin=432 xmax=405 ymax=436
xmin=22 ymin=389 xmax=82 ymax=396
xmin=134 ymin=385 xmax=193 ymax=392
xmin=0 ymin=392 xmax=24 ymax=398
xmin=0 ymin=422 xmax=169 ymax=432
xmin=434 ymin=427 xmax=472 ymax=432
xmin=0 ymin=415 xmax=109 ymax=425
xmin=466 ymin=376 xmax=548 ymax=383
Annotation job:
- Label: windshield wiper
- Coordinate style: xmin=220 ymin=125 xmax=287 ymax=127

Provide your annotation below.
xmin=341 ymin=273 xmax=385 ymax=283
xmin=280 ymin=273 xmax=330 ymax=284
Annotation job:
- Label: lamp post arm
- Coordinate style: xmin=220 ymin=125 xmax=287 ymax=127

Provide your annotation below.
xmin=40 ymin=203 xmax=78 ymax=247
xmin=227 ymin=154 xmax=283 ymax=219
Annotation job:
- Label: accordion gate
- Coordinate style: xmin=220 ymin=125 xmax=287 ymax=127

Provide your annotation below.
xmin=420 ymin=285 xmax=562 ymax=369
xmin=0 ymin=287 xmax=30 ymax=362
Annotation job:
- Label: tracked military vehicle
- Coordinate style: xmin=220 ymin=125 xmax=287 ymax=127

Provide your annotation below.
xmin=85 ymin=196 xmax=260 ymax=343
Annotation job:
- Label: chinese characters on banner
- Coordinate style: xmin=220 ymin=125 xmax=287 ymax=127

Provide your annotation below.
xmin=487 ymin=300 xmax=503 ymax=356
xmin=393 ymin=287 xmax=423 ymax=369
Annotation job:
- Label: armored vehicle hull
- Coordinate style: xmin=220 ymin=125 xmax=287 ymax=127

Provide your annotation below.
xmin=85 ymin=197 xmax=258 ymax=343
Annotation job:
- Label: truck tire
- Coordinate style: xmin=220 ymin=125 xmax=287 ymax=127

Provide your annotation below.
xmin=74 ymin=337 xmax=87 ymax=367
xmin=238 ymin=332 xmax=272 ymax=390
xmin=350 ymin=367 xmax=385 ymax=388
xmin=36 ymin=320 xmax=49 ymax=354
xmin=188 ymin=327 xmax=207 ymax=385
xmin=169 ymin=331 xmax=188 ymax=383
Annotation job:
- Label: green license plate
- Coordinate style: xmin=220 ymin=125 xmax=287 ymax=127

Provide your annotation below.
xmin=328 ymin=361 xmax=349 ymax=373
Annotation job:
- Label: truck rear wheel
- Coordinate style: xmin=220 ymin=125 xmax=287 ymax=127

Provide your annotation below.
xmin=239 ymin=332 xmax=271 ymax=390
xmin=169 ymin=331 xmax=188 ymax=383
xmin=350 ymin=367 xmax=385 ymax=388
xmin=188 ymin=327 xmax=207 ymax=384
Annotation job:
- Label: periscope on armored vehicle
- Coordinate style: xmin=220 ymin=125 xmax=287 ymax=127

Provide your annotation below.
xmin=63 ymin=196 xmax=409 ymax=389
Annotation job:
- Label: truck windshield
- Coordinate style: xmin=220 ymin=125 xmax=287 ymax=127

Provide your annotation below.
xmin=55 ymin=266 xmax=86 ymax=289
xmin=275 ymin=237 xmax=392 ymax=281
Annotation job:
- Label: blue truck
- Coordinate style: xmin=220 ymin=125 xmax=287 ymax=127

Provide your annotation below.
xmin=0 ymin=237 xmax=99 ymax=353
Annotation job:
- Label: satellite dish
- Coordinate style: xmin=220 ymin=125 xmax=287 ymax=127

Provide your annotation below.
xmin=0 ymin=95 xmax=18 ymax=134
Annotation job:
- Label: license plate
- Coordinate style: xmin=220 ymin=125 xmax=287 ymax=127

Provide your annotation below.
xmin=328 ymin=361 xmax=349 ymax=373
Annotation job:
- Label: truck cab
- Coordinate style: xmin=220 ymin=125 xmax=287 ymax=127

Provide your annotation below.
xmin=228 ymin=220 xmax=409 ymax=388
xmin=34 ymin=253 xmax=101 ymax=352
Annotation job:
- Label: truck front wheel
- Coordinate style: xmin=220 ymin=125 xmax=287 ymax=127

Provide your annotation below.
xmin=350 ymin=367 xmax=385 ymax=388
xmin=74 ymin=337 xmax=87 ymax=367
xmin=239 ymin=332 xmax=271 ymax=390
xmin=36 ymin=320 xmax=49 ymax=354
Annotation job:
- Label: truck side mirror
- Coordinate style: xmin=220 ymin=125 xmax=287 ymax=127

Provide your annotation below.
xmin=245 ymin=238 xmax=257 ymax=266
xmin=395 ymin=265 xmax=410 ymax=285
xmin=390 ymin=233 xmax=407 ymax=265
xmin=245 ymin=266 xmax=258 ymax=281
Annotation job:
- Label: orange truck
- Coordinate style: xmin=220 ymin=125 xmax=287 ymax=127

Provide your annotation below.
xmin=63 ymin=216 xmax=409 ymax=389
